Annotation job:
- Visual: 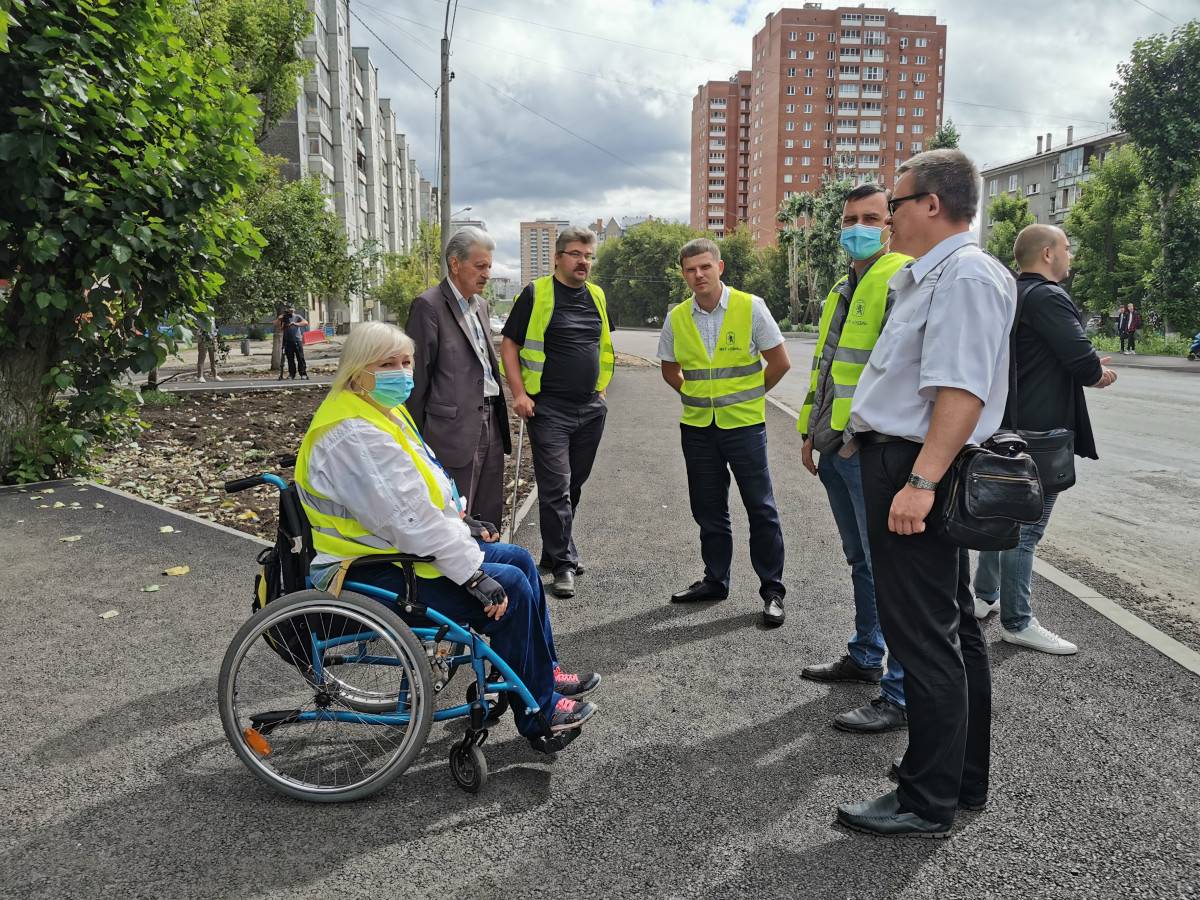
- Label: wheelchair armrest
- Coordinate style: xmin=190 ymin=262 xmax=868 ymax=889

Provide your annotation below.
xmin=344 ymin=553 xmax=435 ymax=571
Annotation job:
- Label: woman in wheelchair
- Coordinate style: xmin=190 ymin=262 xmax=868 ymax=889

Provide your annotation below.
xmin=295 ymin=322 xmax=599 ymax=739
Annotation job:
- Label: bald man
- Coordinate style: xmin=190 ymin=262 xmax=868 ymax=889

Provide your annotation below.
xmin=972 ymin=224 xmax=1116 ymax=655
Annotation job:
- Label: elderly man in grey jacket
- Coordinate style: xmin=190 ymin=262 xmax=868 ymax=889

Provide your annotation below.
xmin=405 ymin=227 xmax=511 ymax=527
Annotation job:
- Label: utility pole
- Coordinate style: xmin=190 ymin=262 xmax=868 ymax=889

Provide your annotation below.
xmin=438 ymin=2 xmax=452 ymax=278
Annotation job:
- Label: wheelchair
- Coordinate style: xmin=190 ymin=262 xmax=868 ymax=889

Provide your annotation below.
xmin=217 ymin=472 xmax=576 ymax=803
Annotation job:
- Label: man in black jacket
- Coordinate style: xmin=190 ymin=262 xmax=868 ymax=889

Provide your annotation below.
xmin=973 ymin=224 xmax=1116 ymax=654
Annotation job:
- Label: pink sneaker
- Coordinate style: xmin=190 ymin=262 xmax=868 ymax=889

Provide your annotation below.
xmin=553 ymin=664 xmax=601 ymax=697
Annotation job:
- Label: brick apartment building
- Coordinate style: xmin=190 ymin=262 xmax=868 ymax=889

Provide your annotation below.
xmin=691 ymin=5 xmax=946 ymax=246
xmin=520 ymin=219 xmax=570 ymax=286
xmin=690 ymin=71 xmax=752 ymax=238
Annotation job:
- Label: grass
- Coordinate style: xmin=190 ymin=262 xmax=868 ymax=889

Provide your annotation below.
xmin=140 ymin=389 xmax=181 ymax=408
xmin=1090 ymin=334 xmax=1193 ymax=357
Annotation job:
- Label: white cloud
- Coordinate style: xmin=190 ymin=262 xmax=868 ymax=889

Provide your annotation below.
xmin=353 ymin=0 xmax=1195 ymax=273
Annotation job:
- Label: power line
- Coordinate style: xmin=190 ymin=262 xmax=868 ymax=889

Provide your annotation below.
xmin=946 ymin=98 xmax=1107 ymax=126
xmin=349 ymin=7 xmax=437 ymax=91
xmin=1130 ymin=0 xmax=1178 ymax=25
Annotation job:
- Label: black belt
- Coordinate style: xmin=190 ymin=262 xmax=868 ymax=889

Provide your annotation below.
xmin=856 ymin=431 xmax=914 ymax=446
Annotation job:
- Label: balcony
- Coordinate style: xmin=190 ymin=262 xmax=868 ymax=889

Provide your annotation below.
xmin=840 ymin=36 xmax=861 ymax=45
xmin=708 ymin=156 xmax=725 ymax=164
xmin=836 ymin=140 xmax=857 ymax=151
xmin=861 ymin=107 xmax=881 ymax=117
xmin=836 ymin=124 xmax=858 ymax=134
xmin=838 ymin=72 xmax=860 ymax=81
xmin=864 ymin=49 xmax=885 ymax=62
xmin=859 ymin=159 xmax=881 ymax=169
xmin=863 ymin=87 xmax=884 ymax=98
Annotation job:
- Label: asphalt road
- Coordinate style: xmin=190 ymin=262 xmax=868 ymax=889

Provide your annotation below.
xmin=614 ymin=329 xmax=1200 ymax=639
xmin=2 ymin=366 xmax=1198 ymax=899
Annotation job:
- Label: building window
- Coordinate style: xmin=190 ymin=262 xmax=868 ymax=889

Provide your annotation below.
xmin=912 ymin=124 xmax=924 ymax=134
xmin=804 ymin=67 xmax=814 ymax=77
xmin=805 ymin=50 xmax=815 ymax=60
xmin=916 ymin=38 xmax=929 ymax=47
xmin=785 ymin=121 xmax=796 ymax=131
xmin=787 ymin=67 xmax=797 ymax=77
xmin=915 ymin=72 xmax=926 ymax=83
xmin=899 ymin=37 xmax=909 ymax=48
xmin=784 ymin=156 xmax=794 ymax=165
xmin=787 ymin=49 xmax=797 ymax=59
xmin=802 ymin=156 xmax=811 ymax=165
xmin=784 ymin=139 xmax=794 ymax=148
xmin=806 ymin=31 xmax=815 ymax=41
xmin=914 ymin=89 xmax=925 ymax=99
xmin=899 ymin=55 xmax=908 ymax=65
xmin=896 ymin=123 xmax=905 ymax=133
xmin=803 ymin=103 xmax=813 ymax=113
xmin=308 ymin=137 xmax=320 ymax=155
xmin=786 ymin=85 xmax=797 ymax=95
xmin=804 ymin=86 xmax=814 ymax=96
xmin=913 ymin=107 xmax=925 ymax=117
xmin=897 ymin=72 xmax=907 ymax=82
xmin=785 ymin=103 xmax=796 ymax=113
xmin=803 ymin=139 xmax=812 ymax=148
xmin=801 ymin=174 xmax=811 ymax=184
xmin=827 ymin=50 xmax=836 ymax=60
xmin=788 ymin=30 xmax=798 ymax=40
xmin=1026 ymin=183 xmax=1040 ymax=196
xmin=896 ymin=140 xmax=904 ymax=151
xmin=803 ymin=121 xmax=813 ymax=131
xmin=910 ymin=142 xmax=922 ymax=153
xmin=897 ymin=107 xmax=905 ymax=116
xmin=915 ymin=55 xmax=928 ymax=65
xmin=1008 ymin=173 xmax=1019 ymax=191
xmin=783 ymin=174 xmax=793 ymax=184
xmin=898 ymin=89 xmax=907 ymax=100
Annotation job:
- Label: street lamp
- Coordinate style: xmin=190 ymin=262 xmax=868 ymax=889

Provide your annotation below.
xmin=451 ymin=206 xmax=472 ymax=220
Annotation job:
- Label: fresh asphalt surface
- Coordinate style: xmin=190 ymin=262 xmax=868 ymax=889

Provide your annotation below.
xmin=3 ymin=366 xmax=1198 ymax=899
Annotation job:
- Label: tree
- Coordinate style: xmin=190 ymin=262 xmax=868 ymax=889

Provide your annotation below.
xmin=217 ymin=161 xmax=352 ymax=325
xmin=717 ymin=225 xmax=757 ymax=292
xmin=1113 ymin=20 xmax=1200 ymax=334
xmin=926 ymin=118 xmax=961 ymax=151
xmin=984 ymin=194 xmax=1035 ymax=268
xmin=172 ymin=0 xmax=313 ymax=139
xmin=591 ymin=220 xmax=699 ymax=326
xmin=777 ymin=177 xmax=854 ymax=324
xmin=0 ymin=0 xmax=262 ymax=481
xmin=373 ymin=222 xmax=441 ymax=325
xmin=1065 ymin=144 xmax=1158 ymax=315
xmin=743 ymin=244 xmax=790 ymax=322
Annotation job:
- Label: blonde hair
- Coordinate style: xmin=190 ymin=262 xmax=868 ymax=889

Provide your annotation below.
xmin=330 ymin=322 xmax=415 ymax=394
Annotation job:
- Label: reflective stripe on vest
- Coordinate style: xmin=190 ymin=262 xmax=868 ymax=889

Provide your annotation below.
xmin=295 ymin=390 xmax=445 ymax=579
xmin=511 ymin=276 xmax=615 ymax=395
xmin=670 ymin=288 xmax=765 ymax=429
xmin=797 ymin=252 xmax=911 ymax=435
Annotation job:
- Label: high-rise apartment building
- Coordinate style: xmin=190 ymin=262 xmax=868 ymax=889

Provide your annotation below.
xmin=690 ymin=6 xmax=946 ymax=246
xmin=520 ymin=219 xmax=570 ymax=286
xmin=690 ymin=71 xmax=751 ymax=237
xmin=260 ymin=0 xmax=432 ymax=326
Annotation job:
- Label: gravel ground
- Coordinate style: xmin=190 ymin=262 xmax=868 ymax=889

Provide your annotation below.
xmin=3 ymin=366 xmax=1198 ymax=900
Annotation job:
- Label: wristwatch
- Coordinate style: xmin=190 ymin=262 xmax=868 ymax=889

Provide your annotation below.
xmin=907 ymin=472 xmax=938 ymax=491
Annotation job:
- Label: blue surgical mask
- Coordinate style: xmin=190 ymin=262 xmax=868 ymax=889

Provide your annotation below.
xmin=370 ymin=369 xmax=413 ymax=407
xmin=840 ymin=224 xmax=885 ymax=260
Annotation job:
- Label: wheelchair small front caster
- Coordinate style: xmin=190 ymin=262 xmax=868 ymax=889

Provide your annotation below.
xmin=449 ymin=741 xmax=488 ymax=793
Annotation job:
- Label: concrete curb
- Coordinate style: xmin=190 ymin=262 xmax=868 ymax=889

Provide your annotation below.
xmin=628 ymin=349 xmax=1200 ymax=680
xmin=89 ymin=481 xmax=272 ymax=547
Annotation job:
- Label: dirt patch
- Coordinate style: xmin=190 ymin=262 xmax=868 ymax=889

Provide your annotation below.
xmin=94 ymin=387 xmax=536 ymax=541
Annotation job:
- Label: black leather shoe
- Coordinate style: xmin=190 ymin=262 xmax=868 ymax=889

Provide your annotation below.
xmin=670 ymin=580 xmax=727 ymax=603
xmin=801 ymin=655 xmax=883 ymax=684
xmin=833 ymin=696 xmax=908 ymax=733
xmin=762 ymin=594 xmax=785 ymax=627
xmin=552 ymin=570 xmax=575 ymax=598
xmin=573 ymin=561 xmax=585 ymax=576
xmin=837 ymin=790 xmax=951 ymax=839
xmin=888 ymin=758 xmax=987 ymax=810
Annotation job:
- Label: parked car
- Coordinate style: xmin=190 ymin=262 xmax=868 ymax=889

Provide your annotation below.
xmin=489 ymin=315 xmax=505 ymax=335
xmin=1085 ymin=315 xmax=1102 ymax=336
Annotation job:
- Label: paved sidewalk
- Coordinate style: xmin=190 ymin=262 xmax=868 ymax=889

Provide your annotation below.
xmin=2 ymin=367 xmax=1197 ymax=899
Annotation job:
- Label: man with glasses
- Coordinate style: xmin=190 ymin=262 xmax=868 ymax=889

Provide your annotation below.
xmin=501 ymin=226 xmax=615 ymax=598
xmin=836 ymin=149 xmax=1015 ymax=838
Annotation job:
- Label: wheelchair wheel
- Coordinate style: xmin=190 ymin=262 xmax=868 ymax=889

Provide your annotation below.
xmin=465 ymin=673 xmax=510 ymax=724
xmin=218 ymin=590 xmax=433 ymax=803
xmin=449 ymin=742 xmax=488 ymax=793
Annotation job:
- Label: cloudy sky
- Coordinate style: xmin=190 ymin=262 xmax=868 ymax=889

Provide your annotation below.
xmin=350 ymin=0 xmax=1194 ymax=278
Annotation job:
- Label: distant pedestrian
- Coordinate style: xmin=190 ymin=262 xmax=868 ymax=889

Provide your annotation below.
xmin=972 ymin=225 xmax=1117 ymax=655
xmin=276 ymin=307 xmax=309 ymax=380
xmin=837 ymin=149 xmax=1013 ymax=838
xmin=195 ymin=314 xmax=222 ymax=383
xmin=659 ymin=238 xmax=791 ymax=627
xmin=1117 ymin=302 xmax=1141 ymax=355
xmin=500 ymin=226 xmax=615 ymax=599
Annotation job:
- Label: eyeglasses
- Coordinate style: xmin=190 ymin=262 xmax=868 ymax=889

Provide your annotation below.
xmin=560 ymin=250 xmax=596 ymax=262
xmin=887 ymin=191 xmax=932 ymax=215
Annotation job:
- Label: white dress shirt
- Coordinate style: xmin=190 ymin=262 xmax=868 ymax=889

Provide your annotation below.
xmin=656 ymin=284 xmax=785 ymax=361
xmin=448 ymin=280 xmax=501 ymax=397
xmin=307 ymin=415 xmax=483 ymax=585
xmin=849 ymin=231 xmax=1016 ymax=445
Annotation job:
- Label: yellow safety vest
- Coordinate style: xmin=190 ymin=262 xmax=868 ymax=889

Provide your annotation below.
xmin=671 ymin=288 xmax=766 ymax=429
xmin=798 ymin=252 xmax=911 ymax=435
xmin=295 ymin=389 xmax=447 ymax=579
xmin=511 ymin=276 xmax=615 ymax=395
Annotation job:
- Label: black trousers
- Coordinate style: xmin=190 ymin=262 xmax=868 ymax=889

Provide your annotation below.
xmin=1119 ymin=330 xmax=1136 ymax=352
xmin=443 ymin=400 xmax=506 ymax=529
xmin=527 ymin=395 xmax=607 ymax=574
xmin=283 ymin=338 xmax=307 ymax=377
xmin=859 ymin=439 xmax=991 ymax=824
xmin=680 ymin=421 xmax=785 ymax=599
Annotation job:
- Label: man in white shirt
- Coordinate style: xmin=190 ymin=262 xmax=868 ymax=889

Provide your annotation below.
xmin=836 ymin=150 xmax=1016 ymax=838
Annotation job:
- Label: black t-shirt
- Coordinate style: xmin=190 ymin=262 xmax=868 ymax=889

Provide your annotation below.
xmin=502 ymin=277 xmax=609 ymax=405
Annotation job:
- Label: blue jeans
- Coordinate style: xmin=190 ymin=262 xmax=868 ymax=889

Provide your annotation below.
xmin=350 ymin=541 xmax=559 ymax=737
xmin=817 ymin=449 xmax=905 ymax=708
xmin=974 ymin=492 xmax=1059 ymax=632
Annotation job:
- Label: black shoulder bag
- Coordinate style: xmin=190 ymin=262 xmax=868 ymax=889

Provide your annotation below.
xmin=933 ymin=262 xmax=1045 ymax=551
xmin=1007 ymin=282 xmax=1076 ymax=492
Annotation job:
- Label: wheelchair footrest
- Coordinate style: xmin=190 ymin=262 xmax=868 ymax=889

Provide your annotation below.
xmin=527 ymin=729 xmax=579 ymax=755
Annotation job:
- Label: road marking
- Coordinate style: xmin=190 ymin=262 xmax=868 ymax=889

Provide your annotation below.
xmin=619 ymin=345 xmax=1200 ymax=679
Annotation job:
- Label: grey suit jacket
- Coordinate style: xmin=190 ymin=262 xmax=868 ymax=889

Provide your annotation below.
xmin=404 ymin=279 xmax=511 ymax=469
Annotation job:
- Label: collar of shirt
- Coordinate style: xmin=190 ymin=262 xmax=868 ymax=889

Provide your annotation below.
xmin=447 ymin=279 xmax=479 ymax=312
xmin=908 ymin=230 xmax=978 ymax=285
xmin=690 ymin=283 xmax=729 ymax=315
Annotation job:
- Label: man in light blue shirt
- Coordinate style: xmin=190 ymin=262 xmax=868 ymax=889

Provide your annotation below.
xmin=837 ymin=150 xmax=1016 ymax=840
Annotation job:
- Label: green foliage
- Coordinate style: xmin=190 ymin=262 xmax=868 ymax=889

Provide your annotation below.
xmin=139 ymin=388 xmax=181 ymax=407
xmin=717 ymin=225 xmax=757 ymax=292
xmin=985 ymin=194 xmax=1035 ymax=268
xmin=1091 ymin=333 xmax=1192 ymax=357
xmin=778 ymin=176 xmax=854 ymax=323
xmin=0 ymin=0 xmax=25 ymax=52
xmin=373 ymin=222 xmax=441 ymax=324
xmin=217 ymin=160 xmax=352 ymax=324
xmin=1113 ymin=20 xmax=1200 ymax=333
xmin=172 ymin=0 xmax=313 ymax=138
xmin=591 ymin=220 xmax=700 ymax=326
xmin=926 ymin=118 xmax=961 ymax=151
xmin=0 ymin=0 xmax=262 ymax=481
xmin=743 ymin=243 xmax=790 ymax=321
xmin=1065 ymin=145 xmax=1158 ymax=314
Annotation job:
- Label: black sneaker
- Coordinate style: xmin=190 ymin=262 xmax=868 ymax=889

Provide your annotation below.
xmin=554 ymin=665 xmax=601 ymax=697
xmin=549 ymin=696 xmax=596 ymax=732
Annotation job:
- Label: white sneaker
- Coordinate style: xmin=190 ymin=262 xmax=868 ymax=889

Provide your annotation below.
xmin=197 ymin=375 xmax=206 ymax=383
xmin=973 ymin=597 xmax=999 ymax=619
xmin=212 ymin=374 xmax=223 ymax=381
xmin=1001 ymin=617 xmax=1078 ymax=655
